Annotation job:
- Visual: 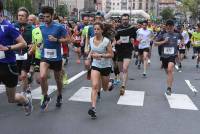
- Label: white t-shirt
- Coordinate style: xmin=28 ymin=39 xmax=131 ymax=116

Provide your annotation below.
xmin=137 ymin=28 xmax=153 ymax=49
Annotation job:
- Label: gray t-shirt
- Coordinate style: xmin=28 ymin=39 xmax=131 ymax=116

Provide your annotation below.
xmin=159 ymin=32 xmax=182 ymax=58
xmin=90 ymin=37 xmax=112 ymax=68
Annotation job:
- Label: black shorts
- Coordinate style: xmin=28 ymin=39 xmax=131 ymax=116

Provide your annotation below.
xmin=16 ymin=59 xmax=31 ymax=73
xmin=91 ymin=66 xmax=112 ymax=76
xmin=193 ymin=47 xmax=200 ymax=54
xmin=0 ymin=63 xmax=18 ymax=88
xmin=117 ymin=51 xmax=132 ymax=62
xmin=179 ymin=49 xmax=185 ymax=54
xmin=161 ymin=57 xmax=176 ymax=69
xmin=41 ymin=59 xmax=62 ymax=72
xmin=113 ymin=52 xmax=118 ymax=62
xmin=139 ymin=48 xmax=150 ymax=55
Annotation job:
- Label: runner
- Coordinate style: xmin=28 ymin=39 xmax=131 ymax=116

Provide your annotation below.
xmin=87 ymin=22 xmax=114 ymax=119
xmin=137 ymin=20 xmax=154 ymax=76
xmin=14 ymin=7 xmax=33 ymax=100
xmin=154 ymin=20 xmax=183 ymax=95
xmin=0 ymin=1 xmax=33 ymax=115
xmin=115 ymin=14 xmax=137 ymax=95
xmin=39 ymin=6 xmax=68 ymax=110
xmin=191 ymin=23 xmax=200 ymax=68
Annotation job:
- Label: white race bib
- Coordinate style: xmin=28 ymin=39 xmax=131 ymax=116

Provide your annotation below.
xmin=16 ymin=53 xmax=28 ymax=60
xmin=194 ymin=41 xmax=200 ymax=45
xmin=44 ymin=49 xmax=57 ymax=59
xmin=164 ymin=47 xmax=175 ymax=55
xmin=120 ymin=36 xmax=129 ymax=43
xmin=0 ymin=51 xmax=5 ymax=59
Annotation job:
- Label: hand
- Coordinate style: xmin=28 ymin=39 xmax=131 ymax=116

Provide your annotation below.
xmin=91 ymin=52 xmax=102 ymax=60
xmin=48 ymin=35 xmax=58 ymax=42
xmin=0 ymin=45 xmax=9 ymax=51
xmin=116 ymin=40 xmax=122 ymax=45
xmin=164 ymin=37 xmax=169 ymax=43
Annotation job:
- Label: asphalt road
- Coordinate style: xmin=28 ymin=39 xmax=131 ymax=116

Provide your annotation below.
xmin=0 ymin=47 xmax=200 ymax=134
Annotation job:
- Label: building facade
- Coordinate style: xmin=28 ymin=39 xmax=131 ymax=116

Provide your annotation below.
xmin=102 ymin=0 xmax=158 ymax=16
xmin=158 ymin=0 xmax=176 ymax=15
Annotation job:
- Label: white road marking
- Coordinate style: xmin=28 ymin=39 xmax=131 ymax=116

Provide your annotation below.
xmin=32 ymin=85 xmax=57 ymax=99
xmin=31 ymin=70 xmax=87 ymax=99
xmin=69 ymin=87 xmax=91 ymax=102
xmin=68 ymin=70 xmax=87 ymax=84
xmin=185 ymin=80 xmax=198 ymax=93
xmin=0 ymin=84 xmax=20 ymax=94
xmin=117 ymin=90 xmax=145 ymax=106
xmin=165 ymin=93 xmax=198 ymax=111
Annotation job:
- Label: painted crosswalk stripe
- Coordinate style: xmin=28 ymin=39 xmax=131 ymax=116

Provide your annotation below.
xmin=31 ymin=70 xmax=87 ymax=99
xmin=32 ymin=85 xmax=57 ymax=99
xmin=165 ymin=93 xmax=198 ymax=111
xmin=117 ymin=90 xmax=145 ymax=106
xmin=69 ymin=87 xmax=91 ymax=102
xmin=185 ymin=80 xmax=198 ymax=93
xmin=0 ymin=84 xmax=20 ymax=94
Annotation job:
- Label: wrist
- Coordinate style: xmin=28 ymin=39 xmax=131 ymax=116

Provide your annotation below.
xmin=7 ymin=46 xmax=12 ymax=51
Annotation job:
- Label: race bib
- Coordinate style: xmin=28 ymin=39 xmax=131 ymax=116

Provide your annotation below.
xmin=120 ymin=36 xmax=129 ymax=43
xmin=194 ymin=41 xmax=200 ymax=45
xmin=44 ymin=49 xmax=57 ymax=59
xmin=164 ymin=47 xmax=175 ymax=55
xmin=16 ymin=53 xmax=28 ymax=60
xmin=0 ymin=51 xmax=5 ymax=59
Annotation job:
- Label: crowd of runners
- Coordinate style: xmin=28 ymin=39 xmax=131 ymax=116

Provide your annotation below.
xmin=0 ymin=1 xmax=200 ymax=119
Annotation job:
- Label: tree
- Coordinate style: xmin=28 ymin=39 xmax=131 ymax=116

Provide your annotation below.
xmin=181 ymin=0 xmax=200 ymax=22
xmin=4 ymin=0 xmax=33 ymax=19
xmin=56 ymin=4 xmax=68 ymax=17
xmin=160 ymin=7 xmax=174 ymax=21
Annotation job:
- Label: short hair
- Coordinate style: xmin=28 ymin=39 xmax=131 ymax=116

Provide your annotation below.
xmin=166 ymin=19 xmax=174 ymax=26
xmin=121 ymin=13 xmax=129 ymax=19
xmin=18 ymin=7 xmax=29 ymax=17
xmin=143 ymin=20 xmax=148 ymax=24
xmin=41 ymin=6 xmax=54 ymax=16
xmin=0 ymin=0 xmax=3 ymax=12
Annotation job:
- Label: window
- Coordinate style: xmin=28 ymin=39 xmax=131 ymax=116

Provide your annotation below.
xmin=117 ymin=3 xmax=119 ymax=5
xmin=132 ymin=3 xmax=135 ymax=9
xmin=139 ymin=3 xmax=142 ymax=9
xmin=113 ymin=3 xmax=115 ymax=5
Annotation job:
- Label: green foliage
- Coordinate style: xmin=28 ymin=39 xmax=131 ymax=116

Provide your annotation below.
xmin=181 ymin=0 xmax=200 ymax=21
xmin=56 ymin=4 xmax=68 ymax=17
xmin=4 ymin=0 xmax=33 ymax=17
xmin=160 ymin=7 xmax=174 ymax=21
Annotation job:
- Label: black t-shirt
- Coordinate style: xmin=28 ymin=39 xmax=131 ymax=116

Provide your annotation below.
xmin=115 ymin=25 xmax=137 ymax=53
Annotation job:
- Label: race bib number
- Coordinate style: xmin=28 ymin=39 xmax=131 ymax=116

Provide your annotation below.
xmin=44 ymin=49 xmax=57 ymax=59
xmin=194 ymin=41 xmax=200 ymax=45
xmin=120 ymin=36 xmax=129 ymax=43
xmin=0 ymin=51 xmax=5 ymax=59
xmin=16 ymin=53 xmax=28 ymax=60
xmin=164 ymin=47 xmax=175 ymax=55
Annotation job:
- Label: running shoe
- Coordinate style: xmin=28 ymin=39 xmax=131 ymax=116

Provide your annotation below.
xmin=63 ymin=73 xmax=69 ymax=85
xmin=88 ymin=107 xmax=97 ymax=119
xmin=40 ymin=95 xmax=51 ymax=111
xmin=120 ymin=86 xmax=125 ymax=96
xmin=56 ymin=95 xmax=62 ymax=108
xmin=24 ymin=96 xmax=33 ymax=116
xmin=166 ymin=87 xmax=172 ymax=96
